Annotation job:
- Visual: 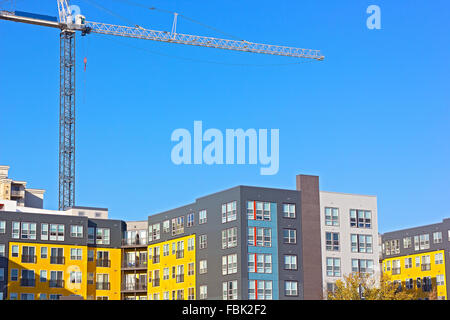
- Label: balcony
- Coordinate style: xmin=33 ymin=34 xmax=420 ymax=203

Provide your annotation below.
xmin=96 ymin=259 xmax=111 ymax=268
xmin=392 ymin=268 xmax=401 ymax=275
xmin=20 ymin=279 xmax=36 ymax=287
xmin=49 ymin=280 xmax=65 ymax=288
xmin=21 ymin=255 xmax=37 ymax=264
xmin=121 ymin=239 xmax=148 ymax=247
xmin=96 ymin=282 xmax=111 ymax=290
xmin=176 ymin=250 xmax=184 ymax=259
xmin=122 ymin=260 xmax=147 ymax=270
xmin=152 ymin=278 xmax=160 ymax=287
xmin=421 ymin=264 xmax=431 ymax=271
xmin=50 ymin=256 xmax=65 ymax=265
xmin=11 ymin=190 xmax=25 ymax=198
xmin=121 ymin=282 xmax=147 ymax=292
xmin=176 ymin=274 xmax=184 ymax=283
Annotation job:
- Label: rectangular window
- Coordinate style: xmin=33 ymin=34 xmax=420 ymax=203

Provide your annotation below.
xmin=351 ymin=259 xmax=374 ymax=275
xmin=11 ymin=245 xmax=18 ymax=257
xmin=436 ymin=274 xmax=445 ymax=286
xmin=20 ymin=222 xmax=37 ymax=240
xmin=222 ymin=254 xmax=238 ymax=275
xmin=70 ymin=225 xmax=83 ymax=238
xmin=12 ymin=222 xmax=20 ymax=239
xmin=69 ymin=271 xmax=82 ymax=284
xmin=0 ymin=268 xmax=3 ymax=282
xmin=222 ymin=227 xmax=238 ymax=249
xmin=0 ymin=221 xmax=5 ymax=234
xmin=163 ymin=220 xmax=170 ymax=233
xmin=283 ymin=203 xmax=296 ymax=219
xmin=171 ymin=217 xmax=184 ymax=236
xmin=88 ymin=227 xmax=95 ymax=244
xmin=199 ymin=235 xmax=207 ymax=249
xmin=433 ymin=232 xmax=442 ymax=244
xmin=247 ymin=201 xmax=272 ymax=221
xmin=283 ymin=229 xmax=297 ymax=244
xmin=419 ymin=234 xmax=430 ymax=250
xmin=350 ymin=209 xmax=371 ymax=228
xmin=249 ymin=280 xmax=273 ymax=300
xmin=0 ymin=244 xmax=5 ymax=258
xmin=222 ymin=201 xmax=237 ymax=223
xmin=222 ymin=280 xmax=238 ymax=300
xmin=403 ymin=237 xmax=411 ymax=249
xmin=326 ymin=232 xmax=340 ymax=251
xmin=285 ymin=281 xmax=298 ymax=296
xmin=49 ymin=224 xmax=64 ymax=241
xmin=248 ymin=227 xmax=271 ymax=247
xmin=325 ymin=207 xmax=339 ymax=226
xmin=404 ymin=257 xmax=412 ymax=269
xmin=187 ymin=213 xmax=194 ymax=227
xmin=199 ymin=285 xmax=207 ymax=299
xmin=199 ymin=210 xmax=207 ymax=224
xmin=284 ymin=255 xmax=298 ymax=270
xmin=96 ymin=228 xmax=110 ymax=245
xmin=435 ymin=252 xmax=444 ymax=264
xmin=199 ymin=260 xmax=207 ymax=274
xmin=70 ymin=248 xmax=82 ymax=260
xmin=188 ymin=238 xmax=195 ymax=251
xmin=40 ymin=247 xmax=48 ymax=259
xmin=11 ymin=269 xmax=18 ymax=281
xmin=352 ymin=234 xmax=373 ymax=253
xmin=248 ymin=253 xmax=272 ymax=273
xmin=326 ymin=257 xmax=341 ymax=277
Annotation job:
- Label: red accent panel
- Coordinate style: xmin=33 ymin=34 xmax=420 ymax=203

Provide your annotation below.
xmin=253 ymin=201 xmax=256 ymax=220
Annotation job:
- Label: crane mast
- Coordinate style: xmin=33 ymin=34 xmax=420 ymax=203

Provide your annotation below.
xmin=0 ymin=1 xmax=324 ymax=210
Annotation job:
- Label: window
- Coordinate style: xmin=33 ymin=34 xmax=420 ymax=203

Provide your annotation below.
xmin=0 ymin=221 xmax=5 ymax=234
xmin=163 ymin=268 xmax=170 ymax=280
xmin=70 ymin=225 xmax=83 ymax=238
xmin=87 ymin=273 xmax=94 ymax=284
xmin=199 ymin=285 xmax=207 ymax=299
xmin=187 ymin=213 xmax=194 ymax=227
xmin=284 ymin=255 xmax=298 ymax=270
xmin=222 ymin=280 xmax=238 ymax=300
xmin=88 ymin=250 xmax=94 ymax=262
xmin=222 ymin=201 xmax=237 ymax=223
xmin=326 ymin=232 xmax=340 ymax=251
xmin=283 ymin=203 xmax=296 ymax=219
xmin=248 ymin=227 xmax=271 ymax=247
xmin=285 ymin=281 xmax=298 ymax=296
xmin=435 ymin=252 xmax=444 ymax=264
xmin=415 ymin=256 xmax=420 ymax=267
xmin=96 ymin=228 xmax=110 ymax=245
xmin=41 ymin=247 xmax=48 ymax=259
xmin=392 ymin=259 xmax=401 ymax=274
xmin=222 ymin=254 xmax=238 ymax=275
xmin=188 ymin=238 xmax=195 ymax=251
xmin=326 ymin=258 xmax=341 ymax=277
xmin=188 ymin=287 xmax=195 ymax=300
xmin=148 ymin=223 xmax=160 ymax=241
xmin=88 ymin=227 xmax=95 ymax=244
xmin=0 ymin=244 xmax=5 ymax=258
xmin=10 ymin=293 xmax=18 ymax=300
xmin=20 ymin=222 xmax=37 ymax=240
xmin=404 ymin=257 xmax=412 ymax=269
xmin=199 ymin=210 xmax=207 ymax=224
xmin=350 ymin=209 xmax=371 ymax=228
xmin=0 ymin=268 xmax=3 ymax=282
xmin=405 ymin=278 xmax=414 ymax=290
xmin=11 ymin=245 xmax=18 ymax=257
xmin=325 ymin=207 xmax=339 ymax=226
xmin=414 ymin=236 xmax=420 ymax=250
xmin=12 ymin=222 xmax=20 ymax=239
xmin=176 ymin=240 xmax=184 ymax=259
xmin=175 ymin=265 xmax=184 ymax=283
xmin=403 ymin=237 xmax=411 ymax=249
xmin=433 ymin=232 xmax=442 ymax=244
xmin=49 ymin=224 xmax=64 ymax=241
xmin=384 ymin=239 xmax=400 ymax=255
xmin=199 ymin=260 xmax=207 ymax=274
xmin=69 ymin=271 xmax=82 ymax=284
xmin=249 ymin=280 xmax=272 ymax=300
xmin=70 ymin=248 xmax=82 ymax=260
xmin=222 ymin=227 xmax=237 ymax=249
xmin=419 ymin=234 xmax=430 ymax=250
xmin=171 ymin=217 xmax=184 ymax=236
xmin=351 ymin=234 xmax=373 ymax=253
xmin=21 ymin=294 xmax=34 ymax=300
xmin=351 ymin=259 xmax=374 ymax=275
xmin=248 ymin=253 xmax=271 ymax=273
xmin=22 ymin=246 xmax=36 ymax=263
xmin=199 ymin=235 xmax=207 ymax=249
xmin=283 ymin=229 xmax=297 ymax=244
xmin=50 ymin=248 xmax=64 ymax=265
xmin=21 ymin=270 xmax=35 ymax=287
xmin=247 ymin=201 xmax=272 ymax=221
xmin=436 ymin=274 xmax=445 ymax=286
xmin=11 ymin=269 xmax=18 ymax=281
xmin=163 ymin=220 xmax=170 ymax=233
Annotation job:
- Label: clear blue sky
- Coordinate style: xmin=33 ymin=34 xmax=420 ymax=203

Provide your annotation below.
xmin=0 ymin=0 xmax=449 ymax=233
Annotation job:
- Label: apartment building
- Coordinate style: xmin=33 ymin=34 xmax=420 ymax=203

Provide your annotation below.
xmin=381 ymin=219 xmax=450 ymax=300
xmin=0 ymin=165 xmax=45 ymax=208
xmin=0 ymin=202 xmax=124 ymax=300
xmin=319 ymin=191 xmax=380 ymax=296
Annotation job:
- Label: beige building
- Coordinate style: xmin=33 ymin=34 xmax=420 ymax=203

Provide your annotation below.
xmin=0 ymin=165 xmax=45 ymax=208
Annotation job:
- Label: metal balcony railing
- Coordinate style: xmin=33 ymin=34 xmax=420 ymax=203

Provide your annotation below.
xmin=421 ymin=264 xmax=431 ymax=271
xmin=152 ymin=255 xmax=160 ymax=264
xmin=176 ymin=250 xmax=184 ymax=259
xmin=121 ymin=239 xmax=148 ymax=246
xmin=50 ymin=256 xmax=65 ymax=265
xmin=121 ymin=282 xmax=147 ymax=292
xmin=121 ymin=260 xmax=147 ymax=269
xmin=152 ymin=278 xmax=160 ymax=287
xmin=96 ymin=259 xmax=111 ymax=268
xmin=96 ymin=282 xmax=111 ymax=290
xmin=49 ymin=280 xmax=65 ymax=288
xmin=176 ymin=274 xmax=184 ymax=283
xmin=21 ymin=255 xmax=37 ymax=264
xmin=20 ymin=279 xmax=35 ymax=287
xmin=392 ymin=268 xmax=401 ymax=275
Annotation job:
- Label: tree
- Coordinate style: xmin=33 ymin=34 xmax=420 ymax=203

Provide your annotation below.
xmin=327 ymin=273 xmax=436 ymax=300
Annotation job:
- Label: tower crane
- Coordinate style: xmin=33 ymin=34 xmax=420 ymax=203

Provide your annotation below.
xmin=0 ymin=0 xmax=324 ymax=210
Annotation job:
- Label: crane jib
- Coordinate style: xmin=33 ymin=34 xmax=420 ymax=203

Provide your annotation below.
xmin=14 ymin=10 xmax=58 ymax=23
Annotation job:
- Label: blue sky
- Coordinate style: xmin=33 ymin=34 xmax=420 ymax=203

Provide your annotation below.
xmin=0 ymin=0 xmax=448 ymax=233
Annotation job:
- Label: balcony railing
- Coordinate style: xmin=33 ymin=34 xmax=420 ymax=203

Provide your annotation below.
xmin=20 ymin=279 xmax=35 ymax=287
xmin=121 ymin=239 xmax=148 ymax=246
xmin=421 ymin=264 xmax=431 ymax=271
xmin=96 ymin=259 xmax=111 ymax=268
xmin=21 ymin=255 xmax=37 ymax=264
xmin=176 ymin=250 xmax=184 ymax=259
xmin=152 ymin=278 xmax=160 ymax=287
xmin=96 ymin=282 xmax=111 ymax=290
xmin=122 ymin=282 xmax=147 ymax=292
xmin=11 ymin=190 xmax=25 ymax=197
xmin=392 ymin=268 xmax=401 ymax=275
xmin=122 ymin=260 xmax=147 ymax=269
xmin=50 ymin=256 xmax=65 ymax=265
xmin=152 ymin=255 xmax=160 ymax=264
xmin=176 ymin=274 xmax=184 ymax=283
xmin=49 ymin=280 xmax=65 ymax=288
